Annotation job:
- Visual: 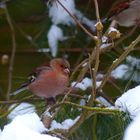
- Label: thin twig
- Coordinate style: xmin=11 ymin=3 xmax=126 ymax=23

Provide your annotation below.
xmin=98 ymin=33 xmax=140 ymax=91
xmin=70 ymin=59 xmax=88 ymax=81
xmin=115 ymin=25 xmax=137 ymax=47
xmin=90 ymin=0 xmax=102 ymax=102
xmin=5 ymin=4 xmax=16 ymax=100
xmin=0 ymin=95 xmax=39 ymax=105
xmin=88 ymin=54 xmax=95 ymax=101
xmin=14 ymin=22 xmax=52 ymax=59
xmin=94 ymin=0 xmax=100 ymax=21
xmin=49 ymin=101 xmax=119 ymax=114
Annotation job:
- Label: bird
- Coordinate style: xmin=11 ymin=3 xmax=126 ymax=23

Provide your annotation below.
xmin=11 ymin=58 xmax=70 ymax=100
xmin=108 ymin=0 xmax=140 ymax=27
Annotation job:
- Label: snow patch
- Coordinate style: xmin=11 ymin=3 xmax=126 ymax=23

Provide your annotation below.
xmin=102 ymin=36 xmax=108 ymax=43
xmin=96 ymin=96 xmax=113 ymax=107
xmin=48 ymin=0 xmax=75 ymax=25
xmin=112 ymin=64 xmax=128 ymax=79
xmin=71 ymin=77 xmax=101 ymax=91
xmin=123 ymin=113 xmax=140 ymax=140
xmin=8 ymin=102 xmax=35 ymax=121
xmin=50 ymin=116 xmax=79 ymax=130
xmin=0 ymin=113 xmax=60 ymax=140
xmin=112 ymin=56 xmax=140 ymax=82
xmin=115 ymin=85 xmax=140 ymax=119
xmin=47 ymin=25 xmax=64 ymax=57
xmin=71 ymin=77 xmax=92 ymax=91
xmin=100 ymin=43 xmax=111 ymax=49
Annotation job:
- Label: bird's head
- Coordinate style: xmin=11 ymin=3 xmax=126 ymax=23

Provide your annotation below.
xmin=50 ymin=58 xmax=70 ymax=76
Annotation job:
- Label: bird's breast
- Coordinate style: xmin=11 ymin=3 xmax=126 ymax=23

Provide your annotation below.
xmin=28 ymin=72 xmax=69 ymax=98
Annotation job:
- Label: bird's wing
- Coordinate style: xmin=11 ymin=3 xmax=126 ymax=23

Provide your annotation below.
xmin=28 ymin=66 xmax=52 ymax=82
xmin=108 ymin=1 xmax=130 ymax=18
xmin=10 ymin=66 xmax=52 ymax=96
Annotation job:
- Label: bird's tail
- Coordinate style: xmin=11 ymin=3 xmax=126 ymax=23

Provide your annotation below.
xmin=10 ymin=83 xmax=28 ymax=96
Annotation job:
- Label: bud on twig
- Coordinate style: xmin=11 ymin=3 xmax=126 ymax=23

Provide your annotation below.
xmin=95 ymin=21 xmax=103 ymax=31
xmin=108 ymin=27 xmax=121 ymax=39
xmin=1 ymin=54 xmax=9 ymax=65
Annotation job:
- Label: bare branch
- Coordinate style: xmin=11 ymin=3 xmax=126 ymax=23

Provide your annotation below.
xmin=4 ymin=4 xmax=16 ymax=100
xmin=93 ymin=0 xmax=100 ymax=21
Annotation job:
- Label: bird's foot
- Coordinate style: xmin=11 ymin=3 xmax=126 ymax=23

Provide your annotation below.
xmin=46 ymin=97 xmax=56 ymax=105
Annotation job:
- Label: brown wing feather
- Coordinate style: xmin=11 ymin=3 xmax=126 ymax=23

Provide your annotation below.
xmin=10 ymin=66 xmax=52 ymax=96
xmin=108 ymin=1 xmax=130 ymax=18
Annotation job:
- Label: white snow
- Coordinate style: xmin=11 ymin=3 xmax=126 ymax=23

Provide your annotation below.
xmin=102 ymin=36 xmax=108 ymax=43
xmin=112 ymin=64 xmax=128 ymax=79
xmin=100 ymin=43 xmax=111 ymax=49
xmin=108 ymin=27 xmax=119 ymax=33
xmin=115 ymin=85 xmax=140 ymax=119
xmin=82 ymin=77 xmax=93 ymax=88
xmin=112 ymin=57 xmax=140 ymax=139
xmin=96 ymin=96 xmax=113 ymax=107
xmin=126 ymin=56 xmax=140 ymax=67
xmin=8 ymin=102 xmax=36 ymax=121
xmin=112 ymin=56 xmax=140 ymax=82
xmin=48 ymin=0 xmax=96 ymax=31
xmin=71 ymin=77 xmax=101 ymax=91
xmin=71 ymin=77 xmax=92 ymax=91
xmin=48 ymin=0 xmax=75 ymax=25
xmin=47 ymin=25 xmax=64 ymax=57
xmin=80 ymin=99 xmax=86 ymax=106
xmin=0 ymin=113 xmax=60 ymax=140
xmin=47 ymin=0 xmax=97 ymax=57
xmin=108 ymin=27 xmax=120 ymax=38
xmin=123 ymin=113 xmax=140 ymax=140
xmin=50 ymin=116 xmax=79 ymax=130
xmin=71 ymin=81 xmax=87 ymax=90
xmin=96 ymin=81 xmax=101 ymax=87
xmin=96 ymin=73 xmax=104 ymax=81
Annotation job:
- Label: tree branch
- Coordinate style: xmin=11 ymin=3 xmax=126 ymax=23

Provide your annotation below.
xmin=5 ymin=4 xmax=16 ymax=100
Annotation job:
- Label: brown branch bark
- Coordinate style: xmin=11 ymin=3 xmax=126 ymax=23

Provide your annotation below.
xmin=5 ymin=4 xmax=16 ymax=100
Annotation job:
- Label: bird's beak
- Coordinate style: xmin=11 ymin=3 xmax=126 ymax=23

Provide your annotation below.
xmin=64 ymin=68 xmax=70 ymax=75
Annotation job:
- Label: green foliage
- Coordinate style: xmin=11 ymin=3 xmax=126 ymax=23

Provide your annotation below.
xmin=69 ymin=113 xmax=131 ymax=140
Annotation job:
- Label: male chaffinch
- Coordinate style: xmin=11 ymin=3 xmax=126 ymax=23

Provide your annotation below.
xmin=11 ymin=58 xmax=70 ymax=99
xmin=108 ymin=0 xmax=140 ymax=27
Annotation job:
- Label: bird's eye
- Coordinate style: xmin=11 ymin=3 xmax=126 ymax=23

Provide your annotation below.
xmin=60 ymin=64 xmax=68 ymax=70
xmin=64 ymin=66 xmax=68 ymax=69
xmin=60 ymin=64 xmax=64 ymax=68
